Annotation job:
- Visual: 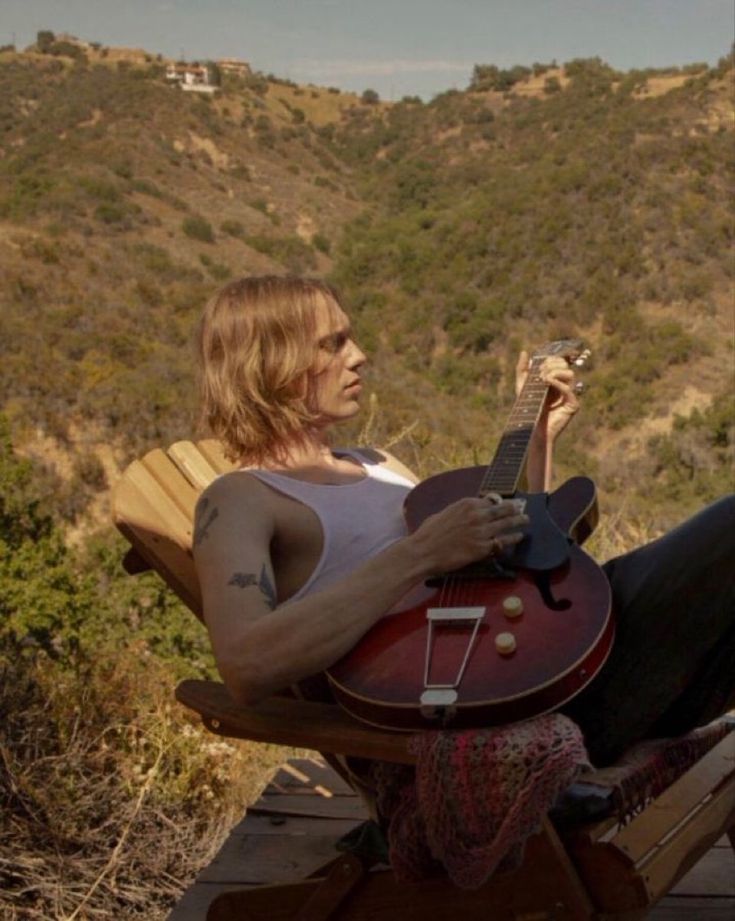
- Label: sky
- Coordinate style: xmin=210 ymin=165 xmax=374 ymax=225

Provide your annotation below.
xmin=3 ymin=0 xmax=733 ymax=100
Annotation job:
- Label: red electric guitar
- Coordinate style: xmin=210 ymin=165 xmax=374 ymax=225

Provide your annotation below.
xmin=327 ymin=339 xmax=614 ymax=731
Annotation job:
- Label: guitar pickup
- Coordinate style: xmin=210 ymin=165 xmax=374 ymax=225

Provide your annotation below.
xmin=426 ymin=559 xmax=516 ymax=586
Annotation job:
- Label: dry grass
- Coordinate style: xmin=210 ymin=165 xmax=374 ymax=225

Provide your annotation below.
xmin=0 ymin=646 xmax=288 ymax=920
xmin=585 ymin=498 xmax=663 ymax=563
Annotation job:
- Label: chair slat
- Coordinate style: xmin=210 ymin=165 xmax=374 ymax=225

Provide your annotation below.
xmin=112 ymin=459 xmax=203 ymax=618
xmin=610 ymin=731 xmax=735 ymax=863
xmin=141 ymin=448 xmax=200 ymax=524
xmin=640 ymin=771 xmax=735 ymax=902
xmin=168 ymin=440 xmax=220 ymax=491
xmin=197 ymin=438 xmax=236 ymax=475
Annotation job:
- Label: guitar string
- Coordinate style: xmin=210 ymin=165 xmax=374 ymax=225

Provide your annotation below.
xmin=428 ymin=359 xmax=548 ymax=688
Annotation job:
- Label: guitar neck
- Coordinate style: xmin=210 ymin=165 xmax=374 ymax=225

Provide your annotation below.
xmin=478 ymin=360 xmax=550 ymax=497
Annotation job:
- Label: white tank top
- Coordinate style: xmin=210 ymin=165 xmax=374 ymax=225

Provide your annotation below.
xmin=247 ymin=449 xmax=431 ymax=611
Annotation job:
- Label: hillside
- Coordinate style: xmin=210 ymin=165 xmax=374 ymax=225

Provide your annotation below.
xmin=1 ymin=46 xmax=732 ymax=529
xmin=1 ymin=48 xmax=732 ymax=534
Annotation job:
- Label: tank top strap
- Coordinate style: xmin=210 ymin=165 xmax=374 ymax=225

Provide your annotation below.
xmin=243 ymin=453 xmax=414 ymax=604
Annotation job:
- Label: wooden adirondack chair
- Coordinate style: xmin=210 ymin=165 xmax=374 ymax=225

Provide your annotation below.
xmin=111 ymin=439 xmax=735 ymax=921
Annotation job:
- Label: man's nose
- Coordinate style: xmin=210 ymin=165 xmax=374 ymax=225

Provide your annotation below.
xmin=347 ymin=340 xmax=367 ymax=368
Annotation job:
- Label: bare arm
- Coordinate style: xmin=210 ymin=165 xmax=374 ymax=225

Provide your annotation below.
xmin=194 ymin=474 xmax=527 ymax=705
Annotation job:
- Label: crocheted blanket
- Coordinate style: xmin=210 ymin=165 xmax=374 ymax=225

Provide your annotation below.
xmin=369 ymin=712 xmax=590 ymax=889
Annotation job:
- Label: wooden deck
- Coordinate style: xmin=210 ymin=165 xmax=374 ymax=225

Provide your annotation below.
xmin=169 ymin=757 xmax=735 ymax=921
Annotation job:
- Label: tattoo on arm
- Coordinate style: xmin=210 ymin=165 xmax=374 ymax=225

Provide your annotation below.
xmin=194 ymin=498 xmax=219 ymax=548
xmin=228 ymin=563 xmax=278 ymax=610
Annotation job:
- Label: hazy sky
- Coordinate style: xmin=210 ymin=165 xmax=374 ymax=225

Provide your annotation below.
xmin=3 ymin=0 xmax=733 ymax=99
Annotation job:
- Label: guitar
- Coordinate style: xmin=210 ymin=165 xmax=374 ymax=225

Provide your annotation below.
xmin=327 ymin=340 xmax=614 ymax=731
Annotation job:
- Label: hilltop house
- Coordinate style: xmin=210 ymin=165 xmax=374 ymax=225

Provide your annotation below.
xmin=165 ymin=62 xmax=218 ymax=94
xmin=218 ymin=57 xmax=251 ymax=77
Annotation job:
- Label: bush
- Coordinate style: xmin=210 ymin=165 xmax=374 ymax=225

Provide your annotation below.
xmin=95 ymin=202 xmax=130 ymax=225
xmin=36 ymin=30 xmax=55 ymax=53
xmin=182 ymin=214 xmax=215 ymax=243
xmin=221 ymin=219 xmax=245 ymax=238
xmin=245 ymin=234 xmax=317 ymax=272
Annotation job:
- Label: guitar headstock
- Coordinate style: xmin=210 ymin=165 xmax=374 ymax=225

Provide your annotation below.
xmin=532 ymin=339 xmax=591 ymax=369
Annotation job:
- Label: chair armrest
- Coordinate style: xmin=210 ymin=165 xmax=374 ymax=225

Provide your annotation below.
xmin=175 ymin=679 xmax=416 ymax=765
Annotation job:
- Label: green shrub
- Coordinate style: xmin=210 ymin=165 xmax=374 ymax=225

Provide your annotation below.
xmin=221 ymin=219 xmax=245 ymax=238
xmin=199 ymin=253 xmax=231 ymax=280
xmin=182 ymin=214 xmax=215 ymax=243
xmin=245 ymin=234 xmax=317 ymax=272
xmin=95 ymin=202 xmax=129 ymax=224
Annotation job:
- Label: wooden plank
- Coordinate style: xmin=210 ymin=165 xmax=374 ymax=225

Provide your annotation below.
xmin=611 ymin=732 xmax=735 ymax=863
xmin=113 ymin=455 xmax=194 ymax=549
xmin=197 ymin=830 xmax=348 ymax=884
xmin=112 ymin=464 xmax=202 ymax=616
xmin=641 ymin=776 xmax=735 ymax=903
xmin=266 ymin=758 xmax=356 ymax=797
xmin=249 ymin=793 xmax=368 ymax=821
xmin=175 ymin=680 xmax=417 ymax=764
xmin=197 ymin=438 xmax=236 ymax=475
xmin=648 ymin=897 xmax=735 ymax=919
xmin=669 ymin=845 xmax=735 ymax=895
xmin=223 ymin=813 xmax=363 ymax=838
xmin=168 ymin=882 xmax=269 ymax=921
xmin=168 ymin=441 xmax=220 ymax=491
xmin=141 ymin=449 xmax=201 ymax=522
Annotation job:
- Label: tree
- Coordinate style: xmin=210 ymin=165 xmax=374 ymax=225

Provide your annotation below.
xmin=361 ymin=88 xmax=380 ymax=105
xmin=36 ymin=30 xmax=55 ymax=53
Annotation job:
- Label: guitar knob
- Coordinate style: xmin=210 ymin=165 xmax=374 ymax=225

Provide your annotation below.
xmin=495 ymin=632 xmax=517 ymax=656
xmin=502 ymin=596 xmax=524 ymax=619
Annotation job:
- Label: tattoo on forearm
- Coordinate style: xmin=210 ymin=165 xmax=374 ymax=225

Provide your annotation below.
xmin=193 ymin=499 xmax=219 ymax=547
xmin=228 ymin=563 xmax=278 ymax=610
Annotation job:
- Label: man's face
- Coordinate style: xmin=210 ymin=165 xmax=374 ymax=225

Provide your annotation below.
xmin=307 ymin=296 xmax=366 ymax=426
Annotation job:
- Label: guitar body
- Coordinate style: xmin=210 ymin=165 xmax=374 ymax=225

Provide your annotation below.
xmin=327 ymin=472 xmax=614 ymax=731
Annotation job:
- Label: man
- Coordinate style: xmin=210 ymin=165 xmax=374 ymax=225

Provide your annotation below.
xmin=194 ymin=274 xmax=734 ymax=766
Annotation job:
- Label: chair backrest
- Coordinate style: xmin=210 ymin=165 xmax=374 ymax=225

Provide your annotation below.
xmin=111 ymin=439 xmax=235 ymax=621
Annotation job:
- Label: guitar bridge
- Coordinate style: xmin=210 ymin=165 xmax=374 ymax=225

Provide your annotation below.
xmin=420 ymin=606 xmax=486 ymax=721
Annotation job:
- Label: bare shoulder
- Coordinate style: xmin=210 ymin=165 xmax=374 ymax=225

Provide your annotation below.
xmin=194 ymin=471 xmax=275 ymax=556
xmin=355 ymin=447 xmax=419 ymax=484
xmin=197 ymin=469 xmax=266 ymax=507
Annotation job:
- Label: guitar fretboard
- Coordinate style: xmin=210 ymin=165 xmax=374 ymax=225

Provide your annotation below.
xmin=478 ymin=362 xmax=549 ymax=497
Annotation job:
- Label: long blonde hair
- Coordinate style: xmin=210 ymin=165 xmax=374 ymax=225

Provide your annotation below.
xmin=197 ymin=275 xmax=343 ymax=464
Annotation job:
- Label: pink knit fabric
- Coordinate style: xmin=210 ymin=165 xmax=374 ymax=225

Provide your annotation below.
xmin=370 ymin=713 xmax=590 ymax=889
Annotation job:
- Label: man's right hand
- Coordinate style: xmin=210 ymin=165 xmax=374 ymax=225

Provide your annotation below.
xmin=408 ymin=497 xmax=529 ymax=576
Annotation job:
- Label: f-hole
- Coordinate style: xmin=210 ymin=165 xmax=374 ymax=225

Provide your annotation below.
xmin=535 ymin=572 xmax=572 ymax=611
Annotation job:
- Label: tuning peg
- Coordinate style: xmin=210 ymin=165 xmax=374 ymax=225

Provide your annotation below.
xmin=574 ymin=381 xmax=586 ymax=395
xmin=573 ymin=349 xmax=592 ymax=368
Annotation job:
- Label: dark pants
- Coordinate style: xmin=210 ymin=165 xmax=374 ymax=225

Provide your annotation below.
xmin=563 ymin=494 xmax=735 ymax=766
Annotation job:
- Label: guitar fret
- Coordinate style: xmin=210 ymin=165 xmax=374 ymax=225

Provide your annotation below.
xmin=474 ymin=352 xmax=560 ymax=498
